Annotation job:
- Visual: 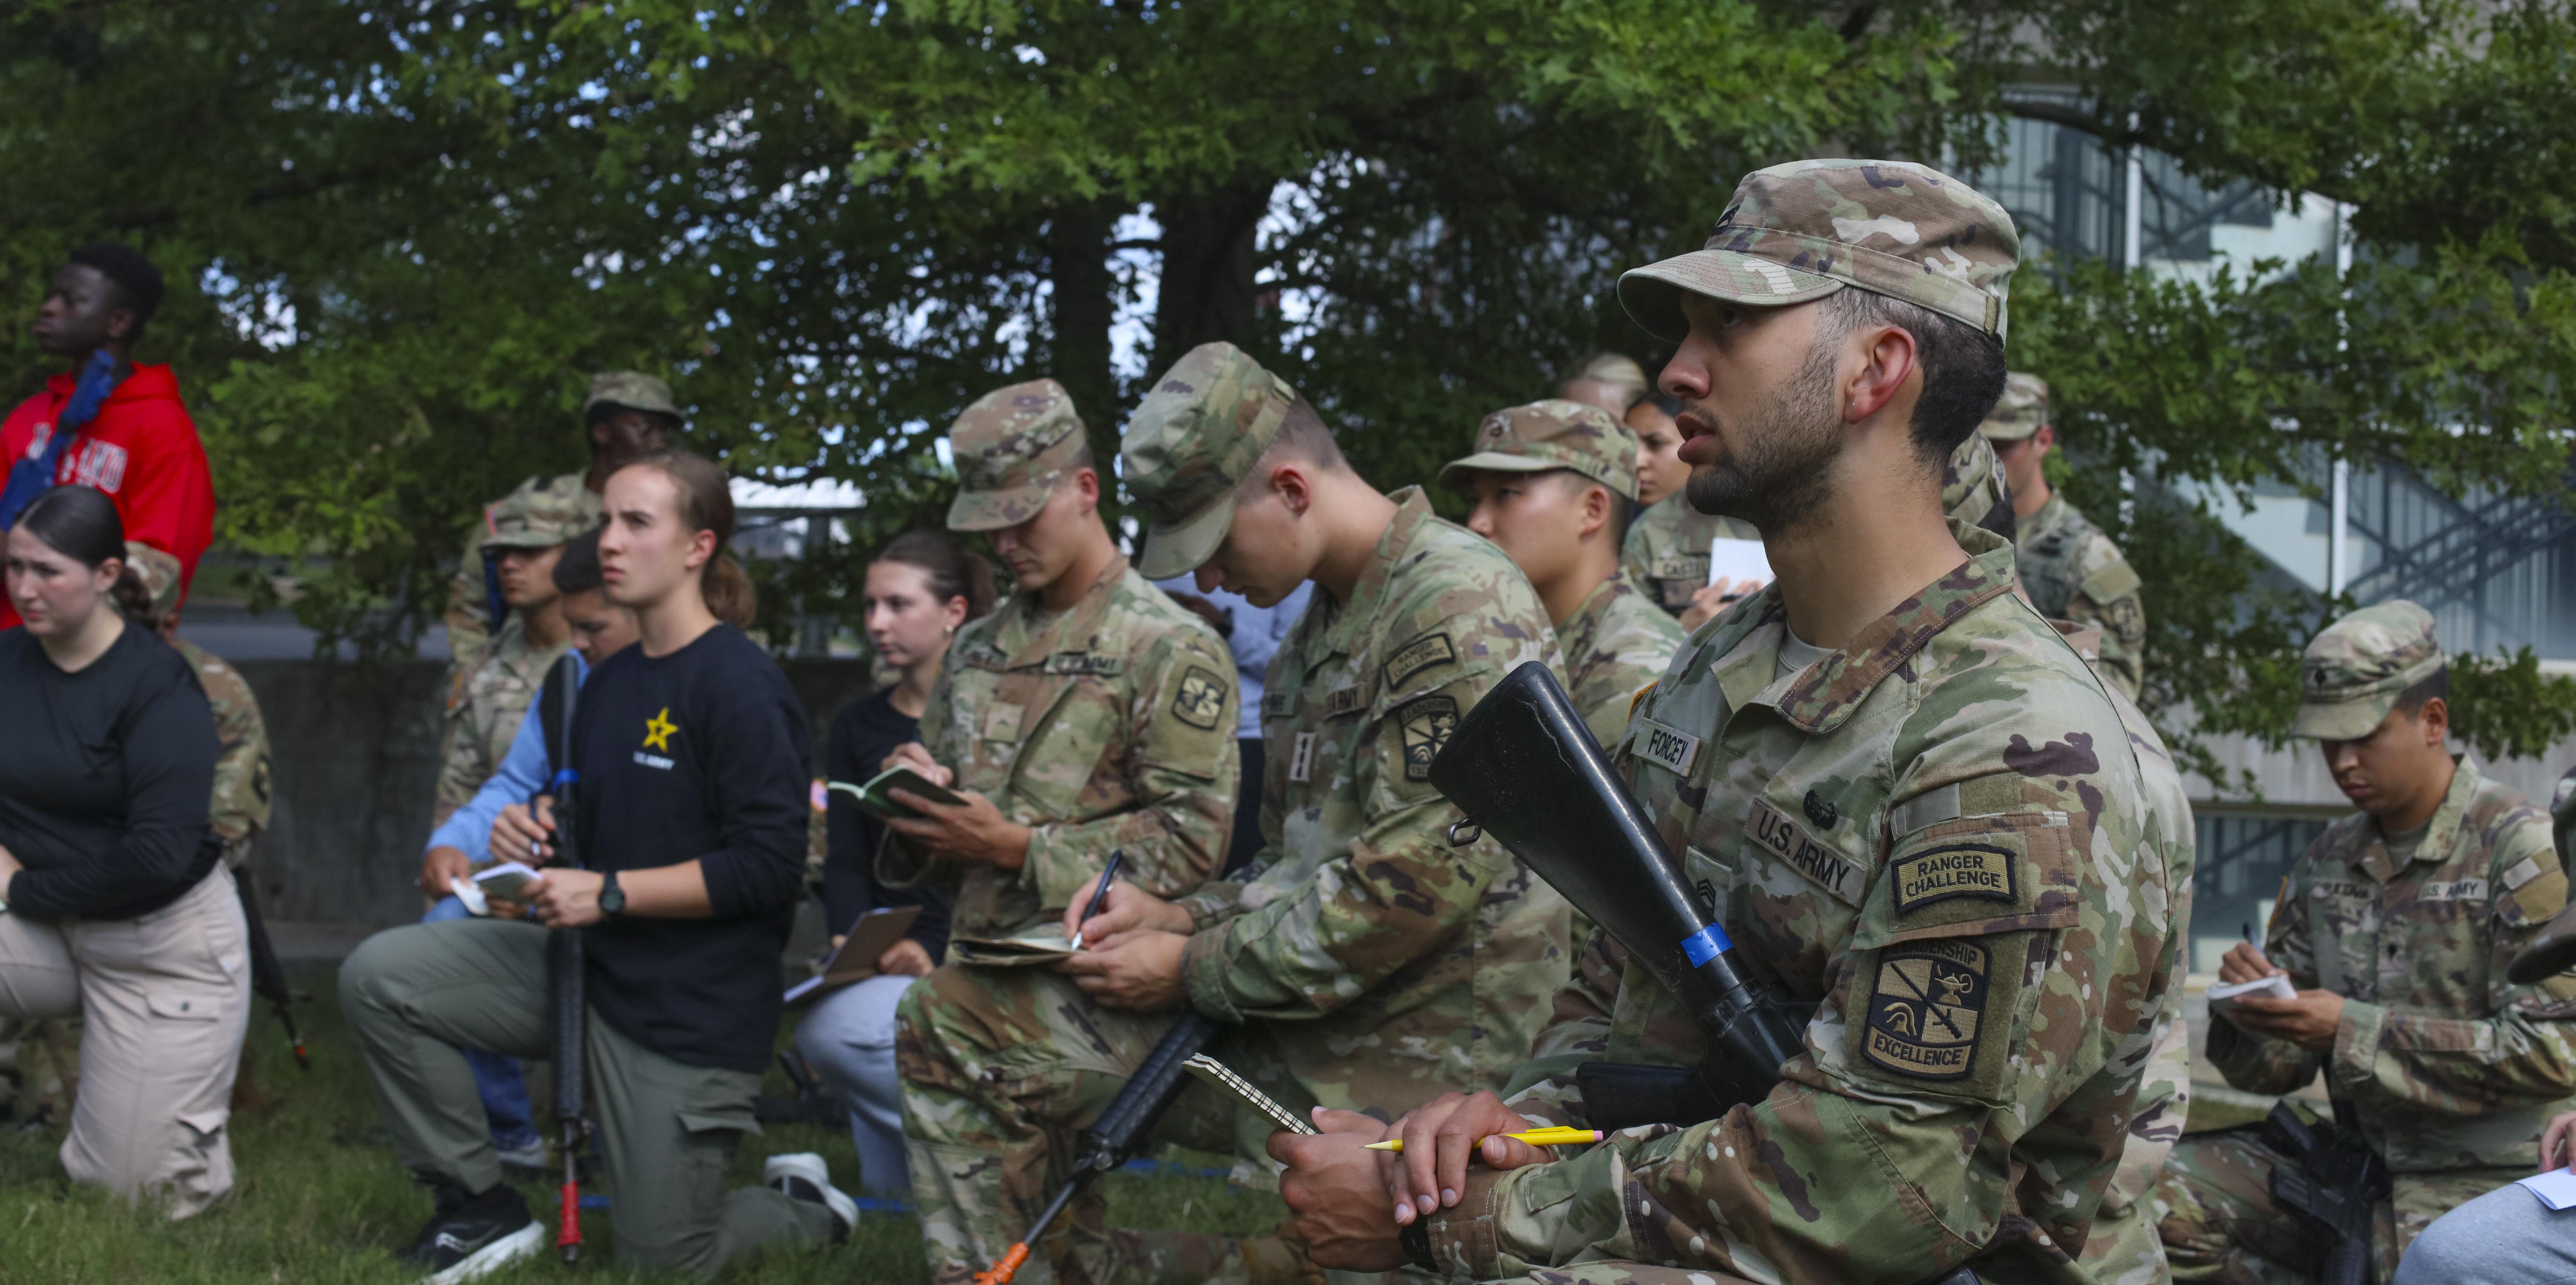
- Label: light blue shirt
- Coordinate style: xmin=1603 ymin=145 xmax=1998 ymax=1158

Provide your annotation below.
xmin=1152 ymin=576 xmax=1312 ymax=739
xmin=423 ymin=649 xmax=589 ymax=863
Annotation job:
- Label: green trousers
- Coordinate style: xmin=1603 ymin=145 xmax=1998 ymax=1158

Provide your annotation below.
xmin=339 ymin=919 xmax=835 ymax=1278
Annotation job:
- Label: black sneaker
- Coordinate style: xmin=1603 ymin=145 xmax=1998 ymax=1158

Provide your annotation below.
xmin=764 ymin=1152 xmax=855 ymax=1243
xmin=401 ymin=1183 xmax=544 ymax=1284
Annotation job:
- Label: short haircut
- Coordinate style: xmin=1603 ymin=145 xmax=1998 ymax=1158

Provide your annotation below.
xmin=68 ymin=242 xmax=165 ymax=341
xmin=1066 ymin=438 xmax=1097 ymax=474
xmin=551 ymin=528 xmax=605 ymax=596
xmin=1234 ymin=397 xmax=1348 ymax=499
xmin=2394 ymin=668 xmax=2451 ymax=719
xmin=1818 ymin=288 xmax=2007 ymax=466
xmin=1547 ymin=468 xmax=1630 ymax=546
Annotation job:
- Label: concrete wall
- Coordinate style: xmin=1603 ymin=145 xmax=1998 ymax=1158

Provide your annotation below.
xmin=232 ymin=658 xmax=876 ymax=929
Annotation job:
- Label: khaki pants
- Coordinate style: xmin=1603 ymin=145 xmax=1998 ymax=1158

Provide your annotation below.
xmin=338 ymin=919 xmax=836 ymax=1278
xmin=0 ymin=866 xmax=251 ymax=1219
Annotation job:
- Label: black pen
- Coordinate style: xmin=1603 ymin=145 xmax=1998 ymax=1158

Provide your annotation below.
xmin=1069 ymin=849 xmax=1126 ymax=951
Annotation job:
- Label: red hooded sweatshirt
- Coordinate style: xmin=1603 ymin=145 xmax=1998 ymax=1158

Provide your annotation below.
xmin=0 ymin=363 xmax=215 ymax=630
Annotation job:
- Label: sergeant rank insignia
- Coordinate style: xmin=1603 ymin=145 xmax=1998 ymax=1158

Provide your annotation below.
xmin=1861 ymin=939 xmax=1989 ymax=1081
xmin=1171 ymin=666 xmax=1227 ymax=730
xmin=1396 ymin=695 xmax=1459 ymax=781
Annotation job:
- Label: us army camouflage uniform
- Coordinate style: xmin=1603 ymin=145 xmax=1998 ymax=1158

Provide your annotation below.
xmin=1979 ymin=374 xmax=2143 ymax=701
xmin=2156 ymin=605 xmax=2576 ymax=1283
xmin=175 ymin=638 xmax=272 ymax=869
xmin=1620 ymin=431 xmax=2014 ymax=618
xmin=898 ymin=347 xmax=1570 ymax=1285
xmin=1404 ymin=158 xmax=2188 ymax=1285
xmin=442 ymin=471 xmax=601 ymax=665
xmin=1437 ymin=398 xmax=1685 ymax=748
xmin=434 ymin=616 xmax=565 ymax=827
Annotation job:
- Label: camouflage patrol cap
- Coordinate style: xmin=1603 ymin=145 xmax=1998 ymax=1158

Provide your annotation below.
xmin=124 ymin=541 xmax=181 ymax=621
xmin=478 ymin=480 xmax=594 ymax=552
xmin=1942 ymin=431 xmax=2016 ymax=542
xmin=2293 ymin=600 xmax=2446 ymax=740
xmin=1977 ymin=373 xmax=2051 ymax=443
xmin=1620 ymin=159 xmax=2021 ymax=343
xmin=945 ymin=379 xmax=1088 ymax=532
xmin=583 ymin=371 xmax=682 ymax=421
xmin=1437 ymin=400 xmax=1640 ymax=501
xmin=1121 ymin=342 xmax=1300 ymax=579
xmin=1571 ymin=353 xmax=1648 ymax=394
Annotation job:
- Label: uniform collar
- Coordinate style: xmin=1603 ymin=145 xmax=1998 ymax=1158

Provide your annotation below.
xmin=2359 ymin=754 xmax=2482 ymax=883
xmin=1754 ymin=526 xmax=2019 ymax=735
xmin=991 ymin=552 xmax=1129 ymax=666
xmin=1323 ymin=487 xmax=1435 ymax=657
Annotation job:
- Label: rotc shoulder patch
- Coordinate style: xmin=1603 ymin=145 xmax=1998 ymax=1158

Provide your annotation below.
xmin=1170 ymin=666 xmax=1227 ymax=730
xmin=1889 ymin=843 xmax=2017 ymax=916
xmin=1395 ymin=694 xmax=1460 ymax=781
xmin=1383 ymin=631 xmax=1458 ymax=692
xmin=1861 ymin=938 xmax=1990 ymax=1081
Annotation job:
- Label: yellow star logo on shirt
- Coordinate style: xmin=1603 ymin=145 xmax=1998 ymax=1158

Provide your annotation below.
xmin=642 ymin=707 xmax=678 ymax=752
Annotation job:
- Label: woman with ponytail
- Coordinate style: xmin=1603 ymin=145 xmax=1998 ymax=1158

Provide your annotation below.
xmin=0 ymin=483 xmax=246 ymax=1219
xmin=339 ymin=449 xmax=852 ymax=1281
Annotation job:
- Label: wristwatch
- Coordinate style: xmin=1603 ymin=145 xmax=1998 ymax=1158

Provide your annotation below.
xmin=598 ymin=870 xmax=625 ymax=918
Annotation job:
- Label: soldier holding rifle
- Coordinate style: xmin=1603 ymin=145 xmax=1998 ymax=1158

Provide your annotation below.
xmin=1268 ymin=159 xmax=2191 ymax=1284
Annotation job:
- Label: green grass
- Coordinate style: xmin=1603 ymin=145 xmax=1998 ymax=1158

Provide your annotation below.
xmin=0 ymin=965 xmax=1284 ymax=1283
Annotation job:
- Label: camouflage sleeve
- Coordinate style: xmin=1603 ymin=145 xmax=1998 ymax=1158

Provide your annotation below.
xmin=1437 ymin=735 xmax=2169 ymax=1278
xmin=206 ymin=671 xmax=272 ymax=846
xmin=2333 ymin=819 xmax=2576 ymax=1107
xmin=2206 ymin=867 xmax=2329 ymax=1096
xmin=429 ymin=658 xmax=491 ymax=830
xmin=445 ymin=528 xmax=492 ymax=664
xmin=1016 ymin=636 xmax=1238 ymax=908
xmin=1497 ymin=929 xmax=1628 ymax=1128
xmin=2063 ymin=539 xmax=2144 ymax=702
xmin=1617 ymin=517 xmax=1652 ymax=590
xmin=1177 ymin=667 xmax=1507 ymax=1024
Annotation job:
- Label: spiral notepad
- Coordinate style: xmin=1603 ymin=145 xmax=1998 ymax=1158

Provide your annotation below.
xmin=1182 ymin=1055 xmax=1316 ymax=1135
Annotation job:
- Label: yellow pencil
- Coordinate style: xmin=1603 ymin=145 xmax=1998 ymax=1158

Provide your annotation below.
xmin=1363 ymin=1127 xmax=1603 ymax=1153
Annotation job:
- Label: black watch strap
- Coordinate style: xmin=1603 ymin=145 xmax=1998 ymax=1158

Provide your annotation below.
xmin=1399 ymin=1217 xmax=1435 ymax=1271
xmin=599 ymin=869 xmax=624 ymax=917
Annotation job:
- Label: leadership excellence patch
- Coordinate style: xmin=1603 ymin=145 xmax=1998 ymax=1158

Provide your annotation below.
xmin=1171 ymin=666 xmax=1227 ymax=730
xmin=1396 ymin=695 xmax=1460 ymax=781
xmin=1861 ymin=938 xmax=1989 ymax=1081
xmin=1889 ymin=842 xmax=2018 ymax=916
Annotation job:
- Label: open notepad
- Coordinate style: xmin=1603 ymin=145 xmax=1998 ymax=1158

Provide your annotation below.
xmin=782 ymin=905 xmax=924 ymax=1004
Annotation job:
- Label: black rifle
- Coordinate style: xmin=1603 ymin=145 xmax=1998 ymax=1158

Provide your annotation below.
xmin=539 ymin=654 xmax=589 ymax=1263
xmin=231 ymin=864 xmax=308 ymax=1070
xmin=1428 ymin=662 xmax=1981 ymax=1285
xmin=973 ymin=1012 xmax=1218 ymax=1285
xmin=2263 ymin=1099 xmax=2387 ymax=1285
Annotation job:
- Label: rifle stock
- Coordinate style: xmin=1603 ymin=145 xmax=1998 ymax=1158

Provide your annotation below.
xmin=2263 ymin=1101 xmax=2385 ymax=1285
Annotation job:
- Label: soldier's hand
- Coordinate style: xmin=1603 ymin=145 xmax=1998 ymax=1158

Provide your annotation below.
xmin=1273 ymin=1112 xmax=1409 ymax=1272
xmin=1679 ymin=576 xmax=1765 ymax=631
xmin=1056 ymin=929 xmax=1189 ymax=1009
xmin=2217 ymin=941 xmax=2281 ymax=985
xmin=881 ymin=742 xmax=953 ymax=788
xmin=876 ymin=938 xmax=936 ymax=978
xmin=493 ymin=799 xmax=555 ymax=864
xmin=884 ymin=787 xmax=1032 ymax=871
xmin=529 ymin=868 xmax=606 ymax=928
xmin=2541 ymin=1110 xmax=2576 ymax=1173
xmin=2226 ymin=989 xmax=2345 ymax=1053
xmin=421 ymin=845 xmax=475 ymax=899
xmin=1061 ymin=874 xmax=1195 ymax=944
xmin=1382 ymin=1091 xmax=1550 ymax=1224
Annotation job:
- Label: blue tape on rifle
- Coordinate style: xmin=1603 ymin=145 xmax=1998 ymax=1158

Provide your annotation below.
xmin=1681 ymin=925 xmax=1732 ymax=966
xmin=550 ymin=769 xmax=577 ymax=789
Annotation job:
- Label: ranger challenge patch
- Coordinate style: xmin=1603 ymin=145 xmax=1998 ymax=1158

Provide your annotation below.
xmin=1396 ymin=695 xmax=1460 ymax=781
xmin=1862 ymin=939 xmax=1990 ymax=1080
xmin=1170 ymin=666 xmax=1227 ymax=731
xmin=1383 ymin=631 xmax=1457 ymax=692
xmin=1889 ymin=843 xmax=2018 ymax=916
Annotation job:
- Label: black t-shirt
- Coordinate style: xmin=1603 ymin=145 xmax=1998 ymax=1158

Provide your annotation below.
xmin=822 ymin=688 xmax=951 ymax=957
xmin=0 ymin=625 xmax=218 ymax=920
xmin=572 ymin=623 xmax=809 ymax=1072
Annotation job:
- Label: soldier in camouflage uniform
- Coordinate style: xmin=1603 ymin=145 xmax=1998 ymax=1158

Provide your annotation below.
xmin=1621 ymin=431 xmax=2012 ymax=628
xmin=1441 ymin=398 xmax=1683 ymax=747
xmin=431 ymin=485 xmax=590 ymax=830
xmin=1982 ymin=373 xmax=2146 ymax=701
xmin=2156 ymin=601 xmax=2576 ymax=1282
xmin=1560 ymin=352 xmax=1650 ymax=419
xmin=442 ymin=371 xmax=678 ymax=662
xmin=1270 ymin=158 xmax=2191 ymax=1285
xmin=897 ymin=345 xmax=1571 ymax=1285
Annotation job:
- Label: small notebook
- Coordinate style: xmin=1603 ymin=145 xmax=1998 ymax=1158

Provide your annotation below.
xmin=1708 ymin=537 xmax=1773 ymax=586
xmin=2207 ymin=975 xmax=2298 ymax=1002
xmin=2521 ymin=1167 xmax=2576 ymax=1211
xmin=951 ymin=923 xmax=1077 ymax=968
xmin=826 ymin=767 xmax=967 ymax=822
xmin=783 ymin=905 xmax=925 ymax=1003
xmin=1183 ymin=1055 xmax=1316 ymax=1136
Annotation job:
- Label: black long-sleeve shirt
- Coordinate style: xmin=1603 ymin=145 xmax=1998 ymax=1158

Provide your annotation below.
xmin=0 ymin=624 xmax=217 ymax=920
xmin=573 ymin=622 xmax=810 ymax=1072
xmin=822 ymin=688 xmax=951 ymax=957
